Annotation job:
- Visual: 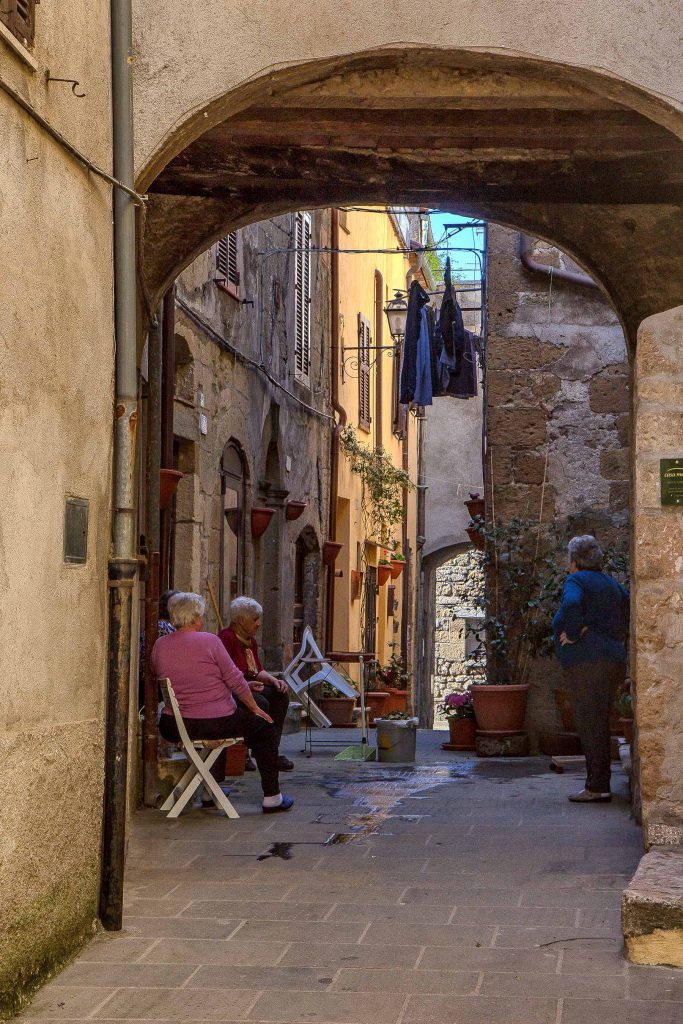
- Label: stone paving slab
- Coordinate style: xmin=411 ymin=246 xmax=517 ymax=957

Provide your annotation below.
xmin=16 ymin=731 xmax=682 ymax=1024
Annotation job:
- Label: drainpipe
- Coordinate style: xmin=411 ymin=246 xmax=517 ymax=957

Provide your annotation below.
xmin=160 ymin=287 xmax=176 ymax=590
xmin=100 ymin=0 xmax=138 ymax=931
xmin=325 ymin=209 xmax=346 ymax=652
xmin=142 ymin=310 xmax=162 ymax=807
xmin=519 ymin=234 xmax=598 ymax=289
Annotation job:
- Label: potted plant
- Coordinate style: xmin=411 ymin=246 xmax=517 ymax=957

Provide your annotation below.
xmin=465 ymin=492 xmax=485 ymax=520
xmin=466 ymin=514 xmax=486 ymax=552
xmin=376 ymin=646 xmax=410 ymax=713
xmin=440 ymin=689 xmax=477 ymax=750
xmin=363 ymin=668 xmax=389 ymax=725
xmin=390 ymin=550 xmax=406 ymax=579
xmin=313 ymin=679 xmax=356 ymax=727
xmin=377 ymin=558 xmax=392 ymax=586
xmin=470 ymin=515 xmax=630 ymax=735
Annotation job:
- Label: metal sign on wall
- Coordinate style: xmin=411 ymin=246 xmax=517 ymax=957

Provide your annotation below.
xmin=660 ymin=458 xmax=683 ymax=506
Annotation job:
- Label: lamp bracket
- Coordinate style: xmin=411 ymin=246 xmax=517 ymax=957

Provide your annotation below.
xmin=341 ymin=343 xmax=400 ymax=381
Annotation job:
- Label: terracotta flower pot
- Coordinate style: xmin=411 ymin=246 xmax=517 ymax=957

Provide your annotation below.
xmin=159 ymin=469 xmax=184 ymax=510
xmin=377 ymin=564 xmax=392 ymax=586
xmin=322 ymin=540 xmax=343 ymax=566
xmin=465 ymin=495 xmax=485 ymax=519
xmin=466 ymin=526 xmax=485 ymax=551
xmin=619 ymin=718 xmax=634 ymax=745
xmin=448 ymin=717 xmax=477 ymax=750
xmin=384 ymin=688 xmax=408 ymax=714
xmin=224 ymin=507 xmax=240 ymax=535
xmin=317 ymin=696 xmax=356 ymax=727
xmin=285 ymin=500 xmax=307 ymax=521
xmin=363 ymin=691 xmax=389 ymax=725
xmin=251 ymin=506 xmax=276 ymax=538
xmin=225 ymin=742 xmax=247 ymax=777
xmin=390 ymin=559 xmax=405 ymax=579
xmin=470 ymin=684 xmax=529 ymax=732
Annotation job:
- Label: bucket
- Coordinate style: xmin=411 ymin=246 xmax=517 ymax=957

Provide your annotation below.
xmin=375 ymin=717 xmax=418 ymax=763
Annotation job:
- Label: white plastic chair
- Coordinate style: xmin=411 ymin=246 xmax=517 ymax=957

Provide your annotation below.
xmin=282 ymin=627 xmax=359 ymax=727
xmin=158 ymin=678 xmax=242 ymax=819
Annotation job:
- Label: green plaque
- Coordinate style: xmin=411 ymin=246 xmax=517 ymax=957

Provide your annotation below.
xmin=660 ymin=458 xmax=683 ymax=506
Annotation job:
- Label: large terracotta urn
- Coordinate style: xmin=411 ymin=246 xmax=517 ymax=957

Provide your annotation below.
xmin=470 ymin=684 xmax=529 ymax=732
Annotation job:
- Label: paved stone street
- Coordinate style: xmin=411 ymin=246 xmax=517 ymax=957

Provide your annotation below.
xmin=19 ymin=732 xmax=682 ymax=1024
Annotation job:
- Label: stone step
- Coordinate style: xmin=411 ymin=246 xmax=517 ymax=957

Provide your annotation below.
xmin=622 ymin=846 xmax=683 ymax=968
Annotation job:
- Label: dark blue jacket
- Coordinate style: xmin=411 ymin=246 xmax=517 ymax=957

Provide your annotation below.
xmin=552 ymin=570 xmax=629 ymax=668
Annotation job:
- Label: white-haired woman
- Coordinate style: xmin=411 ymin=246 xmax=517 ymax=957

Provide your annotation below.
xmin=552 ymin=535 xmax=629 ymax=804
xmin=152 ymin=592 xmax=293 ymax=813
xmin=219 ymin=596 xmax=294 ymax=772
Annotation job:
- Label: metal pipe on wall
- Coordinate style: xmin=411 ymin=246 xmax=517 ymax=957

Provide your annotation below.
xmin=160 ymin=287 xmax=176 ymax=591
xmin=519 ymin=233 xmax=598 ymax=290
xmin=142 ymin=311 xmax=162 ymax=808
xmin=100 ymin=0 xmax=138 ymax=932
xmin=325 ymin=209 xmax=347 ymax=652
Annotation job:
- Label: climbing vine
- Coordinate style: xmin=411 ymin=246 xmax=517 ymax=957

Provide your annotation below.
xmin=339 ymin=424 xmax=413 ymax=542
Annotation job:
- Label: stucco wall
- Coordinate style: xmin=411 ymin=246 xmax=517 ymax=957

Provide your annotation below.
xmin=171 ymin=212 xmax=332 ymax=669
xmin=132 ymin=3 xmax=683 ymax=183
xmin=485 ymin=225 xmax=630 ymax=746
xmin=0 ymin=4 xmax=114 ymax=1013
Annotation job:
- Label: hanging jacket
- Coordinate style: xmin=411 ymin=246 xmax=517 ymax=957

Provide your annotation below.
xmin=438 ymin=257 xmax=465 ymax=370
xmin=400 ymin=280 xmax=430 ymax=404
xmin=414 ymin=307 xmax=433 ymax=406
xmin=444 ymin=329 xmax=479 ymax=399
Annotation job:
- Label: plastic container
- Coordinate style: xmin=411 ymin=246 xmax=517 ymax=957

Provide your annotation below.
xmin=375 ymin=717 xmax=418 ymax=763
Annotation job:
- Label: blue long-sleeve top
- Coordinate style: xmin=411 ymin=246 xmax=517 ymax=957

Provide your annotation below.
xmin=552 ymin=570 xmax=629 ymax=668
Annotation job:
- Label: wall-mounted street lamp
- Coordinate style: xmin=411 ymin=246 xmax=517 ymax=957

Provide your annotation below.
xmin=340 ymin=292 xmax=408 ymax=381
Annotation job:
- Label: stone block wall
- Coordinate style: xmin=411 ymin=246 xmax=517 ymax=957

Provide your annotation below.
xmin=431 ymin=548 xmax=484 ymax=726
xmin=485 ymin=226 xmax=631 ymax=745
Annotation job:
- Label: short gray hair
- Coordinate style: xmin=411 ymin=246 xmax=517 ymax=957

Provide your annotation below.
xmin=568 ymin=535 xmax=603 ymax=571
xmin=230 ymin=596 xmax=263 ymax=623
xmin=168 ymin=592 xmax=206 ymax=628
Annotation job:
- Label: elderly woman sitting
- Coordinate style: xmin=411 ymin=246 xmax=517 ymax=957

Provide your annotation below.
xmin=152 ymin=592 xmax=293 ymax=813
xmin=219 ymin=597 xmax=294 ymax=772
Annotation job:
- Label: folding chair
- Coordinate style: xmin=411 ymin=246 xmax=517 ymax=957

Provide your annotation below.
xmin=282 ymin=626 xmax=359 ymax=727
xmin=158 ymin=678 xmax=242 ymax=819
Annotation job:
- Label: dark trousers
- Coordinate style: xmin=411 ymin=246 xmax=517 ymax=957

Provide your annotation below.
xmin=159 ymin=707 xmax=280 ymax=797
xmin=251 ymin=683 xmax=290 ymax=746
xmin=563 ymin=660 xmax=625 ymax=793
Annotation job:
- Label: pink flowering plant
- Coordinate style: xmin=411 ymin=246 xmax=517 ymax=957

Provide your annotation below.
xmin=439 ymin=689 xmax=475 ymax=720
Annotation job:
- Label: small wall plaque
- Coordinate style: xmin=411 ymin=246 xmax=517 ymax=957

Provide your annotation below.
xmin=64 ymin=497 xmax=89 ymax=563
xmin=660 ymin=458 xmax=683 ymax=506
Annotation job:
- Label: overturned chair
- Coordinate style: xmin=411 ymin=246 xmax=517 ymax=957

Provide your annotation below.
xmin=158 ymin=677 xmax=243 ymax=819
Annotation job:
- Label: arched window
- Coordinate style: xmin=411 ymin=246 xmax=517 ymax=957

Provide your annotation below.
xmin=219 ymin=442 xmax=246 ymax=615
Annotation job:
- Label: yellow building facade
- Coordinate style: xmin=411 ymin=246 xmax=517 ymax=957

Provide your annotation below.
xmin=331 ymin=209 xmax=428 ymax=697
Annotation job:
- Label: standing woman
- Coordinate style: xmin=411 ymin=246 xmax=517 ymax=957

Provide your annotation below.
xmin=553 ymin=535 xmax=629 ymax=803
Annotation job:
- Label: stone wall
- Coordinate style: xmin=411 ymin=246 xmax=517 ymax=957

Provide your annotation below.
xmin=170 ymin=211 xmax=332 ymax=669
xmin=432 ymin=549 xmax=485 ymax=726
xmin=485 ymin=225 xmax=631 ymax=745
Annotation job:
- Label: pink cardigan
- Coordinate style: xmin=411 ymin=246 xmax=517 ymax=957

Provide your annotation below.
xmin=152 ymin=630 xmax=252 ymax=719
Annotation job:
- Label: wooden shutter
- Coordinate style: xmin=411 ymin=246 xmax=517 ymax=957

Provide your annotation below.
xmin=1 ymin=0 xmax=37 ymax=48
xmin=391 ymin=342 xmax=406 ymax=439
xmin=358 ymin=313 xmax=371 ymax=431
xmin=216 ymin=232 xmax=240 ymax=292
xmin=294 ymin=212 xmax=312 ymax=383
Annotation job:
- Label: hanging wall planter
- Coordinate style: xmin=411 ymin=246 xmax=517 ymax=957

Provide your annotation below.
xmin=224 ymin=508 xmax=240 ymax=536
xmin=251 ymin=506 xmax=277 ymax=539
xmin=322 ymin=540 xmax=344 ymax=566
xmin=464 ymin=492 xmax=485 ymax=520
xmin=285 ymin=500 xmax=308 ymax=521
xmin=390 ymin=557 xmax=405 ymax=579
xmin=377 ymin=564 xmax=392 ymax=586
xmin=466 ymin=522 xmax=485 ymax=551
xmin=159 ymin=469 xmax=184 ymax=510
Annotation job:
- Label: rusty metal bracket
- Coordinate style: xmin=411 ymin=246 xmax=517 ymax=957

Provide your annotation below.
xmin=46 ymin=69 xmax=86 ymax=97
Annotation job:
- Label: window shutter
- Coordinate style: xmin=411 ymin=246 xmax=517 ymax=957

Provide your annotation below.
xmin=294 ymin=212 xmax=312 ymax=384
xmin=358 ymin=313 xmax=371 ymax=431
xmin=216 ymin=232 xmax=240 ymax=290
xmin=2 ymin=0 xmax=37 ymax=48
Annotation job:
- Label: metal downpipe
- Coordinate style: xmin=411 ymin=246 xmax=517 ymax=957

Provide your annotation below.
xmin=100 ymin=0 xmax=138 ymax=931
xmin=325 ymin=209 xmax=346 ymax=652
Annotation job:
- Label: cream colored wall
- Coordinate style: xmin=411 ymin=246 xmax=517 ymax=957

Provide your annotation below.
xmin=332 ymin=209 xmax=418 ymax=682
xmin=132 ymin=2 xmax=683 ymax=184
xmin=0 ymin=5 xmax=113 ymax=1013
